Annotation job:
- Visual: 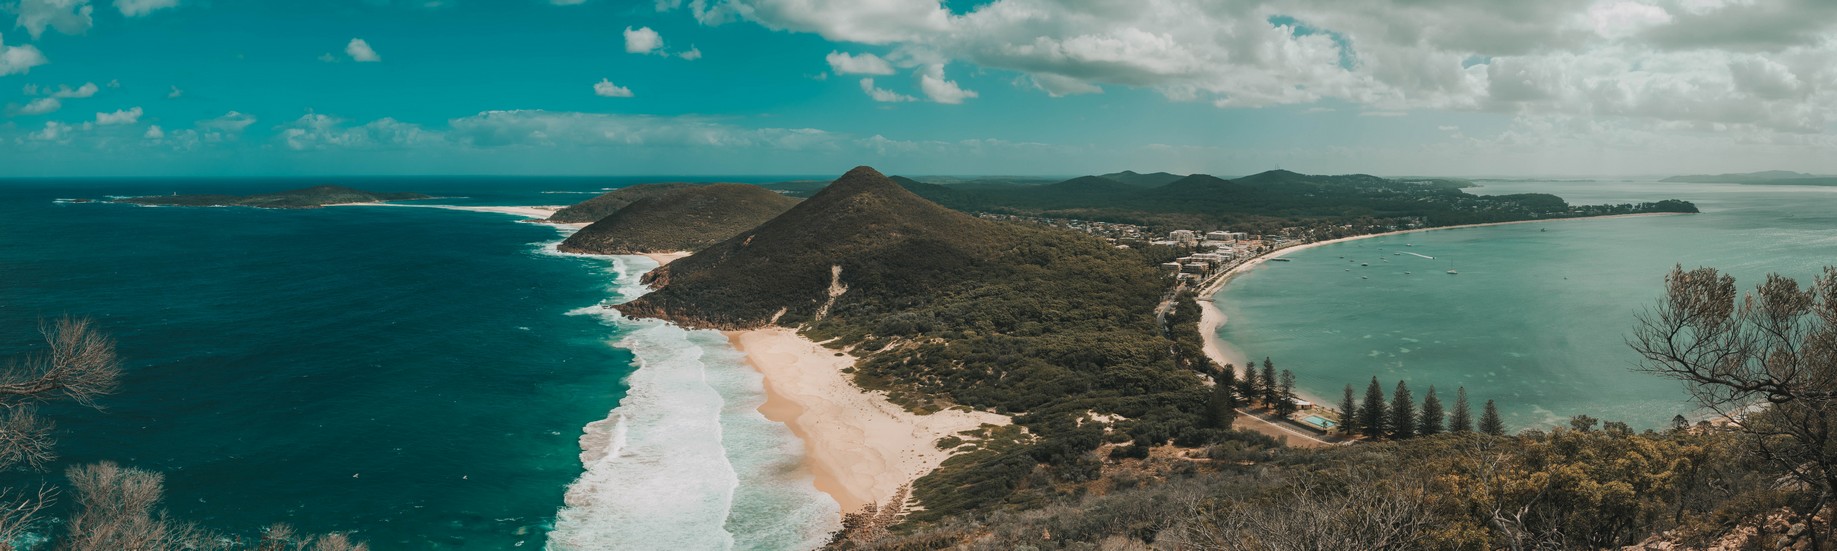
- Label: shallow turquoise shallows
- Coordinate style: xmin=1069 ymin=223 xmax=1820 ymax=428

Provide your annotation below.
xmin=1214 ymin=180 xmax=1837 ymax=430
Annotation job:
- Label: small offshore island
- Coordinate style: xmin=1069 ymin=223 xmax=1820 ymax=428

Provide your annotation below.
xmin=110 ymin=185 xmax=432 ymax=209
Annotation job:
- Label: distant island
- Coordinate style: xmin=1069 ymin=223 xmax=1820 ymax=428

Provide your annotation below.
xmin=113 ymin=185 xmax=431 ymax=208
xmin=1663 ymin=170 xmax=1837 ymax=186
xmin=556 ymin=184 xmax=800 ymax=255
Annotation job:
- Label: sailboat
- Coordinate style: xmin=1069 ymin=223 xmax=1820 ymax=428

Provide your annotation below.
xmin=1446 ymin=259 xmax=1458 ymax=275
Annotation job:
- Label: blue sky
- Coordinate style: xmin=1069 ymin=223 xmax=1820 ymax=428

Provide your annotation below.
xmin=3 ymin=0 xmax=1834 ymax=177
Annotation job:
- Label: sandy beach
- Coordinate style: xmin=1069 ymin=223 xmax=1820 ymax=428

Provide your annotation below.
xmin=642 ymin=251 xmax=692 ymax=266
xmin=328 ymin=203 xmax=587 ymax=228
xmin=726 ymin=328 xmax=1008 ymax=513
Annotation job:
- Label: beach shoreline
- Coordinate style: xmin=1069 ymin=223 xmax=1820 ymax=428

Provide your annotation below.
xmin=327 ymin=203 xmax=588 ymax=228
xmin=1196 ymin=212 xmax=1690 ymax=408
xmin=725 ymin=328 xmax=1008 ymax=514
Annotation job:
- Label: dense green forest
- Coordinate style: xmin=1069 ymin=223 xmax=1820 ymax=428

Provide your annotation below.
xmin=556 ymin=183 xmax=799 ymax=255
xmin=112 ymin=186 xmax=429 ymax=209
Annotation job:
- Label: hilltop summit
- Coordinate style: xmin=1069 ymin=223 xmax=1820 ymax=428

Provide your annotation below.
xmin=616 ymin=165 xmax=1008 ymax=329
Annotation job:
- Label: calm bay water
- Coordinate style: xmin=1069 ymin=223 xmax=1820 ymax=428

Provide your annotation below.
xmin=1214 ymin=180 xmax=1837 ymax=429
xmin=0 ymin=177 xmax=829 ymax=549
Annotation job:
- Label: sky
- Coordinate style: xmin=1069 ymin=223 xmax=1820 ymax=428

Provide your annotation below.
xmin=1 ymin=0 xmax=1834 ymax=177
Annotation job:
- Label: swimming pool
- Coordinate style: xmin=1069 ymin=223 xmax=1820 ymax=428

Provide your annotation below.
xmin=1301 ymin=415 xmax=1337 ymax=429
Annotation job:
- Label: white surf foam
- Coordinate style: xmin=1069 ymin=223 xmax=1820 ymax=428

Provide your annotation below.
xmin=546 ymin=253 xmax=836 ymax=550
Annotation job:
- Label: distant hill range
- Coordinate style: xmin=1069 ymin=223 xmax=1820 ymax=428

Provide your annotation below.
xmin=1662 ymin=170 xmax=1837 ymax=186
xmin=556 ymin=184 xmax=799 ymax=255
xmin=112 ymin=185 xmax=430 ymax=209
xmin=546 ymin=183 xmax=700 ymax=223
xmin=1100 ymin=170 xmax=1186 ymax=187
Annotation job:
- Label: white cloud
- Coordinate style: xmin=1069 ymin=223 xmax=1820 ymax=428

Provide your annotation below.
xmin=826 ymin=51 xmax=894 ymax=75
xmin=279 ymin=113 xmax=432 ymax=150
xmin=167 ymin=85 xmax=182 ymax=98
xmin=918 ymin=64 xmax=976 ymax=104
xmin=624 ymin=26 xmax=664 ymax=54
xmin=17 ymin=97 xmax=59 ymax=114
xmin=446 ymin=109 xmax=844 ymax=150
xmin=198 ymin=111 xmax=256 ymax=132
xmin=113 ymin=0 xmax=178 ymax=17
xmin=28 ymin=120 xmax=77 ymax=142
xmin=50 ymin=82 xmax=98 ymax=98
xmin=858 ymin=78 xmax=914 ymax=102
xmin=95 ymin=106 xmax=142 ymax=125
xmin=0 ymin=34 xmax=50 ymax=75
xmin=9 ymin=0 xmax=94 ymax=39
xmin=345 ymin=38 xmax=381 ymax=62
xmin=143 ymin=124 xmax=162 ymax=139
xmin=1027 ymin=73 xmax=1101 ymax=97
xmin=593 ymin=78 xmax=634 ymax=97
xmin=673 ymin=0 xmax=1837 ymax=152
xmin=678 ymin=46 xmax=702 ymax=60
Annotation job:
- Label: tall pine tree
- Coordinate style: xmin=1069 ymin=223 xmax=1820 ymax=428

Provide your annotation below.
xmin=1338 ymin=384 xmax=1361 ymax=436
xmin=1274 ymin=369 xmax=1298 ymax=416
xmin=1449 ymin=386 xmax=1473 ymax=433
xmin=1419 ymin=386 xmax=1444 ymax=435
xmin=1236 ymin=367 xmax=1259 ymax=406
xmin=1479 ymin=399 xmax=1506 ymax=436
xmin=1260 ymin=357 xmax=1278 ymax=408
xmin=1208 ymin=363 xmax=1237 ymax=428
xmin=1388 ymin=381 xmax=1416 ymax=439
xmin=1359 ymin=377 xmax=1387 ymax=439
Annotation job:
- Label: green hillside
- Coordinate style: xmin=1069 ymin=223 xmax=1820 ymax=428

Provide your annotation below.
xmin=556 ymin=184 xmax=799 ymax=255
xmin=546 ymin=183 xmax=698 ymax=223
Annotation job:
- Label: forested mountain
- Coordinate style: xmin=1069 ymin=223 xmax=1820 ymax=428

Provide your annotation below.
xmin=545 ymin=182 xmax=698 ymax=223
xmin=556 ymin=184 xmax=799 ymax=255
xmin=112 ymin=186 xmax=429 ymax=209
xmin=769 ymin=169 xmax=1697 ymax=233
xmin=1100 ymin=170 xmax=1185 ymax=187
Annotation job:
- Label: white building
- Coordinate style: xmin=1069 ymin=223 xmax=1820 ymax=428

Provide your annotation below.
xmin=1170 ymin=230 xmax=1198 ymax=246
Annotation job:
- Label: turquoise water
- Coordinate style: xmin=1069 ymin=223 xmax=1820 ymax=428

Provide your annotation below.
xmin=0 ymin=178 xmax=831 ymax=548
xmin=1214 ymin=180 xmax=1837 ymax=430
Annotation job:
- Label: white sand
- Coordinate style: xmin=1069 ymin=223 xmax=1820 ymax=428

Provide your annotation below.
xmin=643 ymin=252 xmax=692 ymax=266
xmin=327 ymin=203 xmax=587 ymax=228
xmin=727 ymin=328 xmax=1008 ymax=514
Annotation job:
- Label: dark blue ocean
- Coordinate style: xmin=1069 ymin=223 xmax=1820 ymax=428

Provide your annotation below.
xmin=0 ymin=177 xmax=834 ymax=549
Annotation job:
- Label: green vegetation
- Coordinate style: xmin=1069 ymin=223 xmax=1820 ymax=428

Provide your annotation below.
xmin=556 ymin=184 xmax=799 ymax=255
xmin=545 ymin=182 xmax=698 ymax=223
xmin=878 ymin=169 xmax=1697 ymax=235
xmin=857 ymin=426 xmax=1790 ymax=550
xmin=112 ymin=185 xmax=429 ymax=209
